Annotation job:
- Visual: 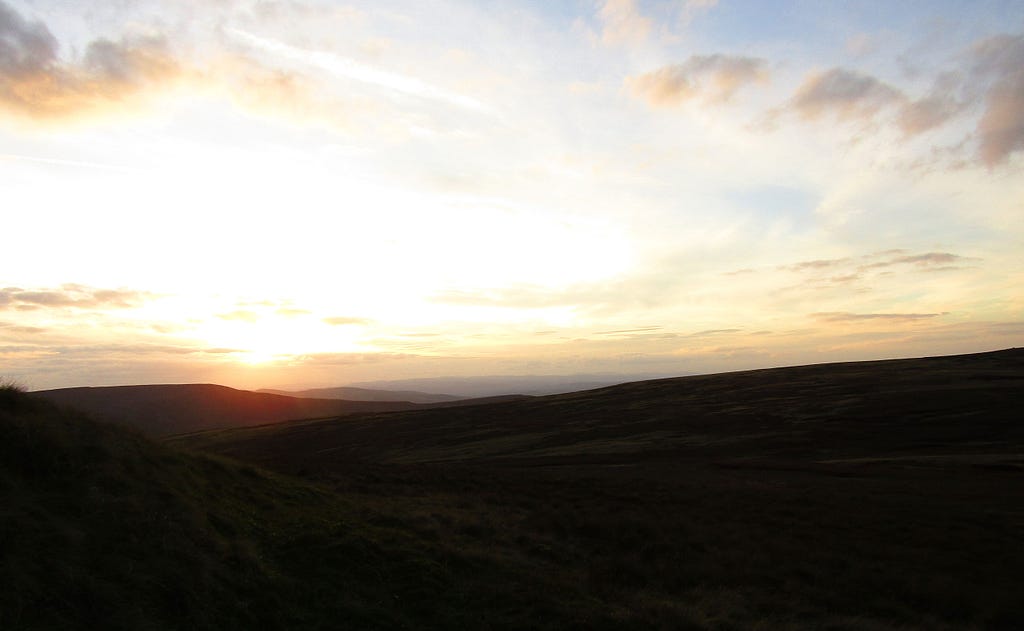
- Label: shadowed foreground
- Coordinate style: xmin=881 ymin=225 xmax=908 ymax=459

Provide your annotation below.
xmin=4 ymin=349 xmax=1024 ymax=629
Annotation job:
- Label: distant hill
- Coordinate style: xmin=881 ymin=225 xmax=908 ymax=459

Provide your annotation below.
xmin=177 ymin=348 xmax=1024 ymax=469
xmin=168 ymin=348 xmax=1024 ymax=629
xmin=32 ymin=384 xmax=418 ymax=436
xmin=348 ymin=374 xmax=649 ymax=398
xmin=258 ymin=386 xmax=460 ymax=404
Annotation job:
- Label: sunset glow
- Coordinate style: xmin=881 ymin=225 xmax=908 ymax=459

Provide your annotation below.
xmin=1 ymin=0 xmax=1022 ymax=390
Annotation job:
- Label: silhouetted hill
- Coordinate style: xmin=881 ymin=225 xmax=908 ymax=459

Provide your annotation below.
xmin=258 ymin=386 xmax=460 ymax=404
xmin=32 ymin=384 xmax=419 ymax=436
xmin=167 ymin=349 xmax=1024 ymax=628
xmin=348 ymin=374 xmax=644 ymax=397
xmin=1 ymin=385 xmax=608 ymax=630
xmin=176 ymin=348 xmax=1024 ymax=469
xmin=163 ymin=348 xmax=1019 ymax=626
xmin=7 ymin=349 xmax=1024 ymax=629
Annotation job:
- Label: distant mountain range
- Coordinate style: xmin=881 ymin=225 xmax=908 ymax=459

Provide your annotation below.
xmin=257 ymin=386 xmax=460 ymax=404
xmin=175 ymin=348 xmax=1024 ymax=469
xmin=346 ymin=374 xmax=658 ymax=398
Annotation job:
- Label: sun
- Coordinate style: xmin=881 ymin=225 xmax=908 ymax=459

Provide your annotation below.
xmin=235 ymin=349 xmax=288 ymax=365
xmin=193 ymin=309 xmax=371 ymax=365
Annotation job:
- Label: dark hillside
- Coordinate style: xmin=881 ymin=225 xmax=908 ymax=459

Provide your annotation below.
xmin=174 ymin=348 xmax=1024 ymax=469
xmin=1 ymin=386 xmax=288 ymax=629
xmin=259 ymin=386 xmax=461 ymax=404
xmin=0 ymin=386 xmax=661 ymax=630
xmin=171 ymin=349 xmax=1024 ymax=629
xmin=6 ymin=349 xmax=1024 ymax=629
xmin=33 ymin=384 xmax=419 ymax=436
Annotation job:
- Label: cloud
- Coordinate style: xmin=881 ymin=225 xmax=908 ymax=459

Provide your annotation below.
xmin=771 ymin=38 xmax=1024 ymax=166
xmin=890 ymin=252 xmax=964 ymax=266
xmin=0 ymin=321 xmax=46 ymax=334
xmin=275 ymin=307 xmax=311 ymax=317
xmin=812 ymin=312 xmax=944 ymax=323
xmin=599 ymin=0 xmax=652 ymax=45
xmin=788 ymin=67 xmax=902 ymax=122
xmin=0 ymin=1 xmax=55 ymax=77
xmin=780 ymin=257 xmax=852 ymax=273
xmin=0 ymin=1 xmax=355 ymax=129
xmin=778 ymin=252 xmax=970 ymax=277
xmin=897 ymin=72 xmax=965 ymax=136
xmin=0 ymin=1 xmax=179 ymax=118
xmin=323 ymin=316 xmax=371 ymax=326
xmin=227 ymin=27 xmax=486 ymax=112
xmin=971 ymin=34 xmax=1024 ymax=166
xmin=686 ymin=328 xmax=742 ymax=338
xmin=629 ymin=54 xmax=769 ymax=106
xmin=859 ymin=252 xmax=972 ymax=272
xmin=0 ymin=284 xmax=151 ymax=310
xmin=594 ymin=326 xmax=662 ymax=335
xmin=216 ymin=310 xmax=259 ymax=322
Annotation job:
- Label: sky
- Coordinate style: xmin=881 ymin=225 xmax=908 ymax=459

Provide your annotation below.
xmin=1 ymin=0 xmax=1023 ymax=391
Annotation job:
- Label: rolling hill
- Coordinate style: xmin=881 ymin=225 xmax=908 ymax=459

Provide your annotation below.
xmin=173 ymin=348 xmax=1024 ymax=470
xmin=348 ymin=374 xmax=643 ymax=397
xmin=257 ymin=386 xmax=461 ymax=404
xmin=6 ymin=349 xmax=1024 ymax=629
xmin=2 ymin=384 xmax=604 ymax=630
xmin=32 ymin=384 xmax=420 ymax=436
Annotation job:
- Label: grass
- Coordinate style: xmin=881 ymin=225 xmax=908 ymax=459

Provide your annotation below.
xmin=302 ymin=458 xmax=1023 ymax=630
xmin=3 ymin=350 xmax=1024 ymax=628
xmin=0 ymin=388 xmax=617 ymax=629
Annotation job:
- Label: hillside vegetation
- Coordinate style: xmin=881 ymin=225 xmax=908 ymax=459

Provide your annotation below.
xmin=0 ymin=386 xmax=616 ymax=630
xmin=5 ymin=349 xmax=1024 ymax=629
xmin=175 ymin=348 xmax=1024 ymax=468
xmin=32 ymin=384 xmax=420 ymax=436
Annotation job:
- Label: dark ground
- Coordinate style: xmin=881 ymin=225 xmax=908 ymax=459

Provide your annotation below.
xmin=4 ymin=349 xmax=1023 ymax=629
xmin=171 ymin=348 xmax=1024 ymax=629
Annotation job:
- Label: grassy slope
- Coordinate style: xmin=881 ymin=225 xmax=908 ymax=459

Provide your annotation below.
xmin=173 ymin=349 xmax=1024 ymax=630
xmin=33 ymin=384 xmax=419 ymax=436
xmin=173 ymin=348 xmax=1024 ymax=468
xmin=5 ymin=349 xmax=1024 ymax=629
xmin=0 ymin=387 xmax=622 ymax=630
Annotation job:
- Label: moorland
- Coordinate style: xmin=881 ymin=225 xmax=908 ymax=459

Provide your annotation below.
xmin=3 ymin=348 xmax=1023 ymax=629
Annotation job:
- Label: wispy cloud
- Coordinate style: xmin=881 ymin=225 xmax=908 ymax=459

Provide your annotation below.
xmin=594 ymin=326 xmax=662 ymax=335
xmin=812 ymin=312 xmax=944 ymax=323
xmin=787 ymin=67 xmax=902 ymax=122
xmin=897 ymin=72 xmax=966 ymax=136
xmin=971 ymin=34 xmax=1024 ymax=166
xmin=227 ymin=28 xmax=486 ymax=112
xmin=779 ymin=257 xmax=853 ymax=273
xmin=0 ymin=284 xmax=151 ymax=310
xmin=686 ymin=328 xmax=742 ymax=338
xmin=323 ymin=316 xmax=371 ymax=326
xmin=275 ymin=307 xmax=311 ymax=318
xmin=629 ymin=54 xmax=769 ymax=106
xmin=0 ymin=321 xmax=46 ymax=334
xmin=216 ymin=310 xmax=259 ymax=322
